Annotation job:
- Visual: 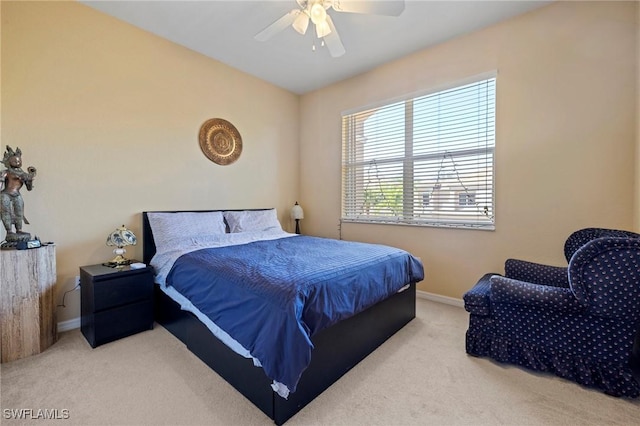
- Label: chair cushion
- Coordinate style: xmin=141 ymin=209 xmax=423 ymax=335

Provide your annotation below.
xmin=463 ymin=273 xmax=499 ymax=316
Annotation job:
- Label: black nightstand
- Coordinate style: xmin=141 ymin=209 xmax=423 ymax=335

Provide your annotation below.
xmin=80 ymin=262 xmax=154 ymax=348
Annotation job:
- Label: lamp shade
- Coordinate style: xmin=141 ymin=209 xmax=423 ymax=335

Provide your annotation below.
xmin=315 ymin=20 xmax=331 ymax=38
xmin=309 ymin=3 xmax=327 ymax=25
xmin=291 ymin=202 xmax=304 ymax=220
xmin=106 ymin=225 xmax=137 ymax=248
xmin=292 ymin=11 xmax=309 ymax=35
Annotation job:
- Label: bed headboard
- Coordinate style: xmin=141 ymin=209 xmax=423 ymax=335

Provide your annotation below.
xmin=141 ymin=211 xmax=157 ymax=265
xmin=142 ymin=209 xmax=271 ymax=266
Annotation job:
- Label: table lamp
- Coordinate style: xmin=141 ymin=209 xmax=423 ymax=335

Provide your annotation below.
xmin=291 ymin=202 xmax=304 ymax=234
xmin=105 ymin=225 xmax=137 ymax=266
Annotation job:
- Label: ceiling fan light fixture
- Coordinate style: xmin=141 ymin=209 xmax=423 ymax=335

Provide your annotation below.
xmin=309 ymin=2 xmax=327 ymax=25
xmin=315 ymin=20 xmax=331 ymax=38
xmin=292 ymin=12 xmax=309 ymax=34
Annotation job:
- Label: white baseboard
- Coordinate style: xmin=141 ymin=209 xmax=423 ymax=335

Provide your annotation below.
xmin=58 ymin=317 xmax=80 ymax=333
xmin=416 ymin=289 xmax=464 ymax=308
xmin=56 ymin=291 xmax=463 ymax=331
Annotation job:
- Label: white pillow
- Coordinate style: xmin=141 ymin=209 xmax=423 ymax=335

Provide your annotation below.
xmin=147 ymin=211 xmax=226 ymax=254
xmin=223 ymin=209 xmax=282 ymax=233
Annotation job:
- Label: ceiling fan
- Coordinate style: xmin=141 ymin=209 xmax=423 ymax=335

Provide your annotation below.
xmin=255 ymin=0 xmax=405 ymax=58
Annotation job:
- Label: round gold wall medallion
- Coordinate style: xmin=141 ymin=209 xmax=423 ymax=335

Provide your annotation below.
xmin=199 ymin=118 xmax=242 ymax=165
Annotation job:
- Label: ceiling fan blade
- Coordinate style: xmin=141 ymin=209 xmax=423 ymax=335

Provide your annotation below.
xmin=323 ymin=15 xmax=345 ymax=58
xmin=255 ymin=9 xmax=301 ymax=41
xmin=331 ymin=0 xmax=405 ymax=16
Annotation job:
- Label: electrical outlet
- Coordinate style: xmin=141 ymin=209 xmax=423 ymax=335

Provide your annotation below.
xmin=75 ymin=276 xmax=81 ymax=288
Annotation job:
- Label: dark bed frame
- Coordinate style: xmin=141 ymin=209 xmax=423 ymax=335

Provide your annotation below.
xmin=142 ymin=211 xmax=417 ymax=425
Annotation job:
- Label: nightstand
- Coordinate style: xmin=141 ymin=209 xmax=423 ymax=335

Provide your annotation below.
xmin=80 ymin=262 xmax=154 ymax=348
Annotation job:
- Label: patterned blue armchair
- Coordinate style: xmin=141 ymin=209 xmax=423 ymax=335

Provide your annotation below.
xmin=464 ymin=228 xmax=640 ymax=397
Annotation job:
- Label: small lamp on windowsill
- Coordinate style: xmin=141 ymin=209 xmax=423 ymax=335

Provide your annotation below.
xmin=291 ymin=202 xmax=304 ymax=235
xmin=105 ymin=225 xmax=137 ymax=267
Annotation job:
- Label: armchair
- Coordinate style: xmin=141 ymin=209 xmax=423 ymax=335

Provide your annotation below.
xmin=464 ymin=233 xmax=640 ymax=397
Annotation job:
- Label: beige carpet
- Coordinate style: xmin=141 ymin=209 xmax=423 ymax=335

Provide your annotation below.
xmin=1 ymin=299 xmax=638 ymax=425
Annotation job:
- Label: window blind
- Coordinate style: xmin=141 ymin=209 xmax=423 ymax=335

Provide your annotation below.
xmin=341 ymin=76 xmax=496 ymax=229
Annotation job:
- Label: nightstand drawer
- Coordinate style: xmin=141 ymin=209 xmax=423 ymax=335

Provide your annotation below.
xmin=90 ymin=299 xmax=153 ymax=347
xmin=93 ymin=273 xmax=153 ymax=312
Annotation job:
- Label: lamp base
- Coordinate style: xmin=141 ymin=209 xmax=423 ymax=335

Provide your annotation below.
xmin=104 ymin=248 xmax=132 ymax=267
xmin=110 ymin=255 xmax=132 ymax=264
xmin=102 ymin=258 xmax=133 ymax=268
xmin=295 ymin=219 xmax=301 ymax=235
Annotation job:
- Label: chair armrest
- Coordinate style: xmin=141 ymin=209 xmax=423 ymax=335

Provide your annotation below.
xmin=504 ymin=259 xmax=569 ymax=287
xmin=490 ymin=275 xmax=584 ymax=313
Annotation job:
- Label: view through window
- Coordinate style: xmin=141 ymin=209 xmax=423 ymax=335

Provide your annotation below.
xmin=341 ymin=75 xmax=496 ymax=229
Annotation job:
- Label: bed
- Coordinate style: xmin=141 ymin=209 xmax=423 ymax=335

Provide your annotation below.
xmin=142 ymin=209 xmax=424 ymax=424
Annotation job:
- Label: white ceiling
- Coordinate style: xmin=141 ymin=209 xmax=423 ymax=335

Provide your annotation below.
xmin=81 ymin=0 xmax=551 ymax=94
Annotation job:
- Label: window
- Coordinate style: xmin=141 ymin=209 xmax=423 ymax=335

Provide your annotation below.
xmin=458 ymin=192 xmax=476 ymax=207
xmin=341 ymin=75 xmax=496 ymax=229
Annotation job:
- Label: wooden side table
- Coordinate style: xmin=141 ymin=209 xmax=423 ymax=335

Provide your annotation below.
xmin=0 ymin=245 xmax=58 ymax=363
xmin=80 ymin=262 xmax=154 ymax=348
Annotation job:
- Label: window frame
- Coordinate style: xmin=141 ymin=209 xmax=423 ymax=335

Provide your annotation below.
xmin=341 ymin=72 xmax=497 ymax=230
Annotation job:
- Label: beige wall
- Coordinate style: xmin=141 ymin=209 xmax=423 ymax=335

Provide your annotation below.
xmin=2 ymin=1 xmax=300 ymax=323
xmin=299 ymin=1 xmax=638 ymax=299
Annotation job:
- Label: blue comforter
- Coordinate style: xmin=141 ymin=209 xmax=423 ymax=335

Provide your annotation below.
xmin=165 ymin=235 xmax=424 ymax=394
